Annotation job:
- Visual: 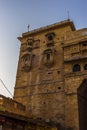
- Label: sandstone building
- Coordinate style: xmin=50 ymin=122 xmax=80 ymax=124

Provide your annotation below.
xmin=0 ymin=19 xmax=87 ymax=130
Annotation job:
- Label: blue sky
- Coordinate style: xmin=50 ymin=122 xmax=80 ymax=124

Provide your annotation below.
xmin=0 ymin=0 xmax=87 ymax=97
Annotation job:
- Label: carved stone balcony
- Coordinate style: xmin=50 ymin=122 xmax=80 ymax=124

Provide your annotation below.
xmin=46 ymin=40 xmax=54 ymax=47
xmin=64 ymin=53 xmax=87 ymax=62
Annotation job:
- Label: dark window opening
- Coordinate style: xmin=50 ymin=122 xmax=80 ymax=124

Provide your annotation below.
xmin=73 ymin=64 xmax=81 ymax=72
xmin=45 ymin=33 xmax=55 ymax=41
xmin=28 ymin=47 xmax=32 ymax=52
xmin=28 ymin=42 xmax=33 ymax=46
xmin=38 ymin=117 xmax=42 ymax=120
xmin=58 ymin=87 xmax=61 ymax=90
xmin=82 ymin=41 xmax=87 ymax=46
xmin=47 ymin=53 xmax=50 ymax=60
xmin=84 ymin=64 xmax=87 ymax=70
xmin=43 ymin=102 xmax=46 ymax=104
xmin=57 ymin=70 xmax=60 ymax=74
xmin=47 ymin=35 xmax=53 ymax=41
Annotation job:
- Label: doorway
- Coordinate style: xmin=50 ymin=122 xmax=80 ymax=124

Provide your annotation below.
xmin=77 ymin=79 xmax=87 ymax=130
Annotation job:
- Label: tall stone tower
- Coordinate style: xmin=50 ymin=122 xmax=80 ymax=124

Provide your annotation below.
xmin=14 ymin=19 xmax=87 ymax=130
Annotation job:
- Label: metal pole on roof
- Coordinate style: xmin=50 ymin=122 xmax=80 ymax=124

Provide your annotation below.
xmin=67 ymin=10 xmax=70 ymax=20
xmin=27 ymin=24 xmax=30 ymax=32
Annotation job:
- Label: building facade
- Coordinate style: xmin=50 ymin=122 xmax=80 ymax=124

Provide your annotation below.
xmin=13 ymin=19 xmax=87 ymax=130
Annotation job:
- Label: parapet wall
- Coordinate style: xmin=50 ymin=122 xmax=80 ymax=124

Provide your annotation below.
xmin=0 ymin=94 xmax=26 ymax=116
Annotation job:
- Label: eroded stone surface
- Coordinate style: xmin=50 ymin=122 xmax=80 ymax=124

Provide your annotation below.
xmin=13 ymin=20 xmax=87 ymax=130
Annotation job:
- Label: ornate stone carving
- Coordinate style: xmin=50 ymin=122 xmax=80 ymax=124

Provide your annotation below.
xmin=43 ymin=49 xmax=55 ymax=68
xmin=21 ymin=54 xmax=32 ymax=72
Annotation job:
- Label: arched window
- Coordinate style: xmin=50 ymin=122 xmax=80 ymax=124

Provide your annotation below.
xmin=45 ymin=32 xmax=55 ymax=41
xmin=21 ymin=54 xmax=32 ymax=72
xmin=47 ymin=53 xmax=50 ymax=60
xmin=23 ymin=55 xmax=31 ymax=65
xmin=84 ymin=64 xmax=87 ymax=70
xmin=73 ymin=64 xmax=81 ymax=72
